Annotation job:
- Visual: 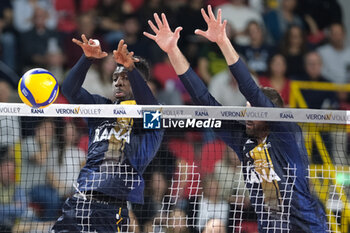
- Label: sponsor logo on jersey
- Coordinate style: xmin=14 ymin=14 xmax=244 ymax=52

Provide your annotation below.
xmin=93 ymin=123 xmax=131 ymax=143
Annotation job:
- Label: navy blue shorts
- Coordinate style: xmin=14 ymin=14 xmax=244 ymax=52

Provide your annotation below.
xmin=51 ymin=195 xmax=129 ymax=233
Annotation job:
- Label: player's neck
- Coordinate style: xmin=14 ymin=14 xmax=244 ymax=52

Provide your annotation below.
xmin=256 ymin=133 xmax=269 ymax=145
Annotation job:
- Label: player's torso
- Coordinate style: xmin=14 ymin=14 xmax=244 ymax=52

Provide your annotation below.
xmin=240 ymin=133 xmax=326 ymax=232
xmin=87 ymin=117 xmax=136 ymax=164
xmin=241 ymin=136 xmax=289 ymax=213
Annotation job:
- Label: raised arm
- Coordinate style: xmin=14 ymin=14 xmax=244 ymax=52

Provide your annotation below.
xmin=143 ymin=13 xmax=221 ymax=106
xmin=113 ymin=40 xmax=158 ymax=105
xmin=61 ymin=34 xmax=108 ymax=104
xmin=195 ymin=6 xmax=274 ymax=108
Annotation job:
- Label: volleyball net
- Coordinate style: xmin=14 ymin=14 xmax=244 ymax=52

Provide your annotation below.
xmin=0 ymin=103 xmax=349 ymax=233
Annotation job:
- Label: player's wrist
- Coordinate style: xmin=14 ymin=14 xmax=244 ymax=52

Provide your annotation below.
xmin=124 ymin=63 xmax=135 ymax=71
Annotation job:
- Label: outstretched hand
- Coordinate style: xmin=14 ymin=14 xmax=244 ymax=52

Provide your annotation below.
xmin=113 ymin=40 xmax=138 ymax=70
xmin=143 ymin=13 xmax=182 ymax=54
xmin=195 ymin=5 xmax=228 ymax=45
xmin=72 ymin=34 xmax=108 ymax=59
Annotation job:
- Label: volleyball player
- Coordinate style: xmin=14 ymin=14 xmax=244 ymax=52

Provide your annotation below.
xmin=51 ymin=36 xmax=164 ymax=232
xmin=144 ymin=6 xmax=327 ymax=233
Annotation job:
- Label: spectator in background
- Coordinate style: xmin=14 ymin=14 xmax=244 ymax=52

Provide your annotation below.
xmin=317 ymin=23 xmax=350 ymax=84
xmin=47 ymin=120 xmax=85 ymax=200
xmin=296 ymin=0 xmax=342 ymax=32
xmin=237 ymin=20 xmax=275 ymax=76
xmin=140 ymin=171 xmax=169 ymax=233
xmin=54 ymin=0 xmax=98 ymax=36
xmin=214 ymin=146 xmax=247 ymax=204
xmin=208 ymin=70 xmax=246 ymax=106
xmin=293 ymin=51 xmax=338 ymax=109
xmin=0 ymin=0 xmax=17 ymax=71
xmin=202 ymin=219 xmax=227 ymax=233
xmin=217 ymin=0 xmax=263 ymax=46
xmin=94 ymin=0 xmax=127 ymax=50
xmin=176 ymin=0 xmax=207 ymax=65
xmin=0 ymin=149 xmax=27 ymax=233
xmin=122 ymin=13 xmax=153 ymax=63
xmin=258 ymin=53 xmax=290 ymax=105
xmin=165 ymin=209 xmax=190 ymax=233
xmin=138 ymin=0 xmax=167 ymax=34
xmin=63 ymin=12 xmax=107 ymax=69
xmin=147 ymin=77 xmax=184 ymax=105
xmin=213 ymin=146 xmax=254 ymax=233
xmin=19 ymin=6 xmax=64 ymax=73
xmin=196 ymin=174 xmax=229 ymax=232
xmin=82 ymin=54 xmax=115 ymax=99
xmin=20 ymin=118 xmax=61 ymax=221
xmin=264 ymin=0 xmax=303 ymax=44
xmin=13 ymin=0 xmax=57 ymax=33
xmin=280 ymin=25 xmax=308 ymax=77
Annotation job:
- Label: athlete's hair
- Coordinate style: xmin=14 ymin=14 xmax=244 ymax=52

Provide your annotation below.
xmin=260 ymin=87 xmax=284 ymax=108
xmin=134 ymin=56 xmax=151 ymax=81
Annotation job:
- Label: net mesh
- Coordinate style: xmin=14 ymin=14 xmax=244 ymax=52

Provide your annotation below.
xmin=0 ymin=103 xmax=349 ymax=233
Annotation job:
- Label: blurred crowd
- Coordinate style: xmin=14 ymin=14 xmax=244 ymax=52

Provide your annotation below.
xmin=0 ymin=0 xmax=350 ymax=232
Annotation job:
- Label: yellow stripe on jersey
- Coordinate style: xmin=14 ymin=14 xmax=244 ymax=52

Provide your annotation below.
xmin=105 ymin=100 xmax=136 ymax=161
xmin=249 ymin=140 xmax=282 ymax=211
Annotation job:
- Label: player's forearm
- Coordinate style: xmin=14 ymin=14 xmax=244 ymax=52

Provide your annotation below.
xmin=217 ymin=37 xmax=239 ymax=66
xmin=229 ymin=59 xmax=274 ymax=108
xmin=61 ymin=55 xmax=93 ymax=100
xmin=167 ymin=46 xmax=190 ymax=75
xmin=127 ymin=69 xmax=158 ymax=105
xmin=179 ymin=66 xmax=221 ymax=106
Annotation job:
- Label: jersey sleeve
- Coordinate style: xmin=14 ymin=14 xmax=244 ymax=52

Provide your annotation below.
xmin=228 ymin=58 xmax=274 ymax=108
xmin=178 ymin=67 xmax=244 ymax=158
xmin=127 ymin=69 xmax=158 ymax=105
xmin=61 ymin=55 xmax=106 ymax=104
xmin=178 ymin=67 xmax=222 ymax=106
xmin=229 ymin=58 xmax=298 ymax=141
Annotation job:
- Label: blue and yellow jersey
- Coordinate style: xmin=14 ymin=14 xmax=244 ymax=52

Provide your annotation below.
xmin=178 ymin=59 xmax=327 ymax=233
xmin=61 ymin=55 xmax=164 ymax=204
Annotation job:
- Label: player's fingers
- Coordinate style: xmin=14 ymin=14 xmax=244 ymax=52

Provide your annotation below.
xmin=161 ymin=13 xmax=169 ymax=29
xmin=201 ymin=8 xmax=209 ymax=23
xmin=223 ymin=20 xmax=227 ymax=30
xmin=194 ymin=29 xmax=206 ymax=37
xmin=174 ymin=27 xmax=182 ymax=38
xmin=143 ymin=31 xmax=157 ymax=41
xmin=101 ymin=52 xmax=108 ymax=58
xmin=129 ymin=51 xmax=134 ymax=57
xmin=217 ymin=8 xmax=222 ymax=23
xmin=148 ymin=20 xmax=159 ymax=34
xmin=122 ymin=44 xmax=129 ymax=55
xmin=117 ymin=39 xmax=124 ymax=52
xmin=72 ymin=38 xmax=83 ymax=46
xmin=154 ymin=13 xmax=163 ymax=29
xmin=208 ymin=5 xmax=216 ymax=21
xmin=113 ymin=50 xmax=117 ymax=57
xmin=81 ymin=34 xmax=89 ymax=44
xmin=133 ymin=57 xmax=140 ymax=63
